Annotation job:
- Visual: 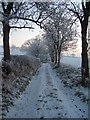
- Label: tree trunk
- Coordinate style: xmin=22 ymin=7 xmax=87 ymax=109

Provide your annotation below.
xmin=50 ymin=50 xmax=54 ymax=62
xmin=3 ymin=22 xmax=10 ymax=61
xmin=54 ymin=45 xmax=57 ymax=64
xmin=81 ymin=22 xmax=89 ymax=85
xmin=57 ymin=45 xmax=61 ymax=67
xmin=81 ymin=1 xmax=90 ymax=85
xmin=57 ymin=49 xmax=60 ymax=67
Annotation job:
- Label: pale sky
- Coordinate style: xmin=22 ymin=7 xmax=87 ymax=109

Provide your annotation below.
xmin=10 ymin=24 xmax=43 ymax=47
xmin=0 ymin=24 xmax=43 ymax=47
xmin=0 ymin=22 xmax=82 ymax=56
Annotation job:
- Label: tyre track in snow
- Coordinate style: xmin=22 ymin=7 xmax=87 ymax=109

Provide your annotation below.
xmin=5 ymin=63 xmax=88 ymax=118
xmin=37 ymin=65 xmax=69 ymax=118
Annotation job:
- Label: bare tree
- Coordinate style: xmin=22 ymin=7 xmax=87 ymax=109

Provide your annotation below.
xmin=27 ymin=37 xmax=42 ymax=58
xmin=42 ymin=4 xmax=76 ymax=66
xmin=23 ymin=35 xmax=48 ymax=62
xmin=43 ymin=32 xmax=55 ymax=63
xmin=65 ymin=0 xmax=90 ymax=84
xmin=1 ymin=2 xmax=13 ymax=61
xmin=0 ymin=1 xmax=52 ymax=61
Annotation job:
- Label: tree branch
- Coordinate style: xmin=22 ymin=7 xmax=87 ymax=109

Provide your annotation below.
xmin=67 ymin=7 xmax=82 ymax=24
xmin=37 ymin=11 xmax=42 ymax=21
xmin=82 ymin=0 xmax=86 ymax=16
xmin=10 ymin=26 xmax=34 ymax=29
xmin=2 ymin=2 xmax=5 ymax=13
xmin=71 ymin=2 xmax=77 ymax=12
xmin=66 ymin=2 xmax=83 ymax=25
xmin=10 ymin=16 xmax=37 ymax=22
xmin=7 ymin=3 xmax=13 ymax=15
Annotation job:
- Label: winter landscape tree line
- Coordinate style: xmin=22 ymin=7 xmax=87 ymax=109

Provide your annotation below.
xmin=0 ymin=1 xmax=90 ymax=85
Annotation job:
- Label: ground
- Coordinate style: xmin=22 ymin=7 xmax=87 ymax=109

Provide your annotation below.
xmin=5 ymin=63 xmax=88 ymax=118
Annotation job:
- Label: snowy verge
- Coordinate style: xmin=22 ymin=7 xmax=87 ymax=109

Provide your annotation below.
xmin=2 ymin=55 xmax=40 ymax=117
xmin=61 ymin=56 xmax=90 ymax=73
xmin=4 ymin=63 xmax=88 ymax=118
xmin=52 ymin=63 xmax=89 ymax=105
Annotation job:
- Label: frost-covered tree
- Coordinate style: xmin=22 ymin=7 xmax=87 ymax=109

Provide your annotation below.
xmin=42 ymin=4 xmax=77 ymax=66
xmin=43 ymin=32 xmax=55 ymax=62
xmin=65 ymin=0 xmax=90 ymax=84
xmin=23 ymin=36 xmax=48 ymax=62
xmin=0 ymin=1 xmax=52 ymax=61
xmin=27 ymin=38 xmax=41 ymax=58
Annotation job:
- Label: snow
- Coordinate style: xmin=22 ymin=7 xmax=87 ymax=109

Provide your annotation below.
xmin=61 ymin=56 xmax=90 ymax=72
xmin=10 ymin=48 xmax=26 ymax=56
xmin=5 ymin=63 xmax=88 ymax=118
xmin=0 ymin=46 xmax=90 ymax=73
xmin=61 ymin=56 xmax=82 ymax=68
xmin=0 ymin=46 xmax=3 ymax=61
xmin=0 ymin=46 xmax=26 ymax=61
xmin=2 ymin=55 xmax=41 ymax=117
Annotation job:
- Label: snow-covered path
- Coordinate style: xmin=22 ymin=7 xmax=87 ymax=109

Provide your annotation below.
xmin=5 ymin=63 xmax=88 ymax=118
